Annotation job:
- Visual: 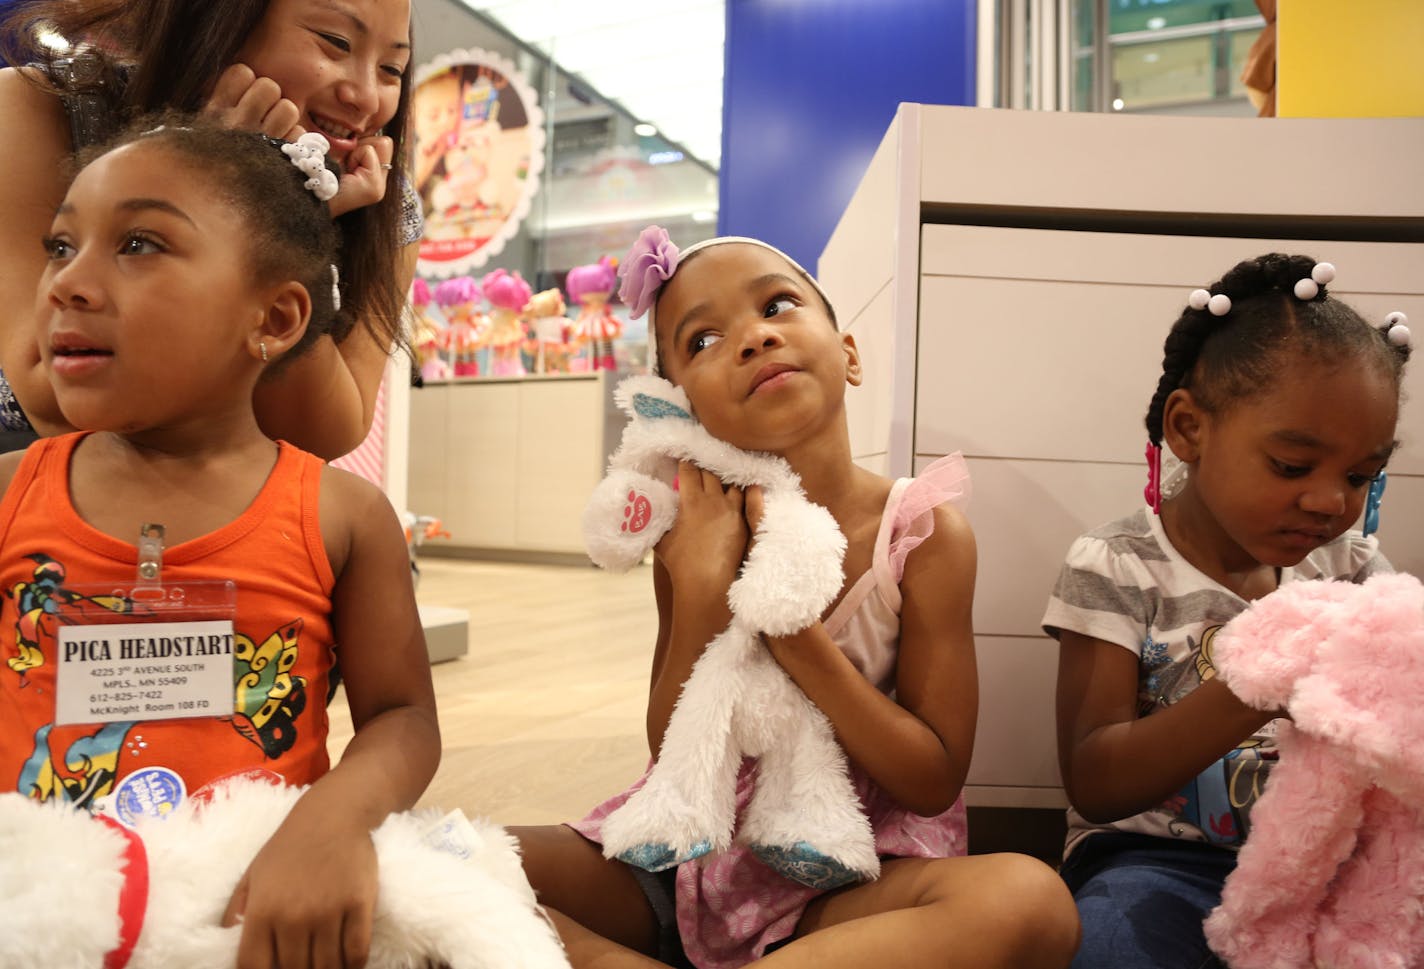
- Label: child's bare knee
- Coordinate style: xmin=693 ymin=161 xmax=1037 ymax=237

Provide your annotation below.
xmin=924 ymin=855 xmax=1079 ymax=968
xmin=987 ymin=855 xmax=1079 ymax=968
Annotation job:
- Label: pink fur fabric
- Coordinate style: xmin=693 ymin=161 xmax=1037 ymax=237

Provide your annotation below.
xmin=1205 ymin=572 xmax=1424 ymax=969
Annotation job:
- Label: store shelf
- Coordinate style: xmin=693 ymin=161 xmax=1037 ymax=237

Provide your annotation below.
xmin=408 ymin=372 xmax=620 ymax=558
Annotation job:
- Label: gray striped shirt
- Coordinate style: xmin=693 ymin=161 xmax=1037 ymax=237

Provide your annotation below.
xmin=1043 ymin=508 xmax=1386 ymax=856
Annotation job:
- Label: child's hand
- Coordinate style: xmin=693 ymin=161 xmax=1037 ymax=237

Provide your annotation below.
xmin=328 ymin=136 xmax=395 ymax=217
xmin=222 ymin=810 xmax=378 ymax=968
xmin=658 ymin=461 xmax=749 ymax=602
xmin=203 ymin=64 xmax=305 ymax=141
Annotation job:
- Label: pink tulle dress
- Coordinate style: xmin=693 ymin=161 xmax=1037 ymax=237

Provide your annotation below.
xmin=571 ymin=454 xmax=973 ymax=968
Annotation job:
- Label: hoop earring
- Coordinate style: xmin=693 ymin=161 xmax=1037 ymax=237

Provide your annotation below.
xmin=1363 ymin=472 xmax=1387 ymax=537
xmin=259 ymin=340 xmax=269 ymax=363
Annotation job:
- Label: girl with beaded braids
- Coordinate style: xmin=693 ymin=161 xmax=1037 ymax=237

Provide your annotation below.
xmin=1042 ymin=252 xmax=1411 ymax=969
xmin=0 ymin=0 xmax=418 ymax=459
xmin=0 ymin=117 xmax=439 ymax=968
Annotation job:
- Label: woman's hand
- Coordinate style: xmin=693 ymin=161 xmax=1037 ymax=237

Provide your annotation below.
xmin=328 ymin=134 xmax=394 ymax=218
xmin=222 ymin=807 xmax=378 ymax=969
xmin=203 ymin=63 xmax=304 ymax=140
xmin=203 ymin=64 xmax=392 ymax=218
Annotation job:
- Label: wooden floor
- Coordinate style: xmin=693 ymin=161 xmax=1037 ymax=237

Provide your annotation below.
xmin=326 ymin=557 xmax=1069 ymax=862
xmin=326 ymin=557 xmax=657 ymax=826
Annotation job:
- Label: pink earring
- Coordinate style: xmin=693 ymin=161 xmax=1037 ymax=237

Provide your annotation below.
xmin=1144 ymin=441 xmax=1163 ymax=515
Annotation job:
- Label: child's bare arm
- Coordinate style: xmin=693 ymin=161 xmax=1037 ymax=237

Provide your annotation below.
xmin=316 ymin=465 xmax=440 ymax=821
xmin=225 ymin=468 xmax=440 ymax=969
xmin=646 ymin=462 xmax=746 ymax=755
xmin=766 ymin=503 xmax=978 ymax=816
xmin=1056 ymin=629 xmax=1274 ymax=823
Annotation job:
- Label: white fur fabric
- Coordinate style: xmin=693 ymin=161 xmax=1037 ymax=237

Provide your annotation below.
xmin=582 ymin=375 xmax=878 ymax=886
xmin=0 ymin=778 xmax=569 ymax=969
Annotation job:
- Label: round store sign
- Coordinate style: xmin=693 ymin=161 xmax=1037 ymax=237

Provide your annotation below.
xmin=412 ymin=49 xmax=546 ymax=277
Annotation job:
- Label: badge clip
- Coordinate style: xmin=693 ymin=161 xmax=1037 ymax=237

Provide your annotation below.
xmin=137 ymin=523 xmax=165 ymax=589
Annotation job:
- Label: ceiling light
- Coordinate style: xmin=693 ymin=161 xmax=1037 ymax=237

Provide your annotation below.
xmin=691 ymin=210 xmax=716 ymax=223
xmin=634 ymin=123 xmax=658 ymax=137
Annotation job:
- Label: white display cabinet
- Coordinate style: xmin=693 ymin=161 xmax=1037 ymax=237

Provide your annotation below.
xmin=820 ymin=104 xmax=1424 ymax=812
xmin=406 ymin=372 xmax=620 ymax=559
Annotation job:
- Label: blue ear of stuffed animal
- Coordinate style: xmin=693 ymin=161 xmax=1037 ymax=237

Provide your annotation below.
xmin=631 ymin=392 xmax=692 ymax=422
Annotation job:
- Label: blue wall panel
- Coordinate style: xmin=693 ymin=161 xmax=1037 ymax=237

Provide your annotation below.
xmin=720 ymin=0 xmax=977 ymax=272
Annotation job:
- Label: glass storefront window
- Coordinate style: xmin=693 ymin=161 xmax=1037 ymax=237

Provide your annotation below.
xmin=1078 ymin=0 xmax=1265 ymax=114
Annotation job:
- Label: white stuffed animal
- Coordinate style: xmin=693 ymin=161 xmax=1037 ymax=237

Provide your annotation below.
xmin=0 ymin=776 xmax=569 ymax=969
xmin=280 ymin=132 xmax=339 ymax=202
xmin=582 ymin=374 xmax=878 ymax=890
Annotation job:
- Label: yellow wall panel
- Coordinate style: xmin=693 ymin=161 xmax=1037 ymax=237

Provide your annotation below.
xmin=1278 ymin=0 xmax=1424 ymax=117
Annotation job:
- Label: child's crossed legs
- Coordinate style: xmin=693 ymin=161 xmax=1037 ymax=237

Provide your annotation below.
xmin=514 ymin=825 xmax=1079 ymax=968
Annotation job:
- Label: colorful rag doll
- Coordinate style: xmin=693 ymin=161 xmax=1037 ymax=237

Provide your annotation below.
xmin=482 ymin=269 xmax=532 ymax=378
xmin=524 ymin=288 xmax=570 ymax=375
xmin=434 ymin=276 xmax=487 ymax=378
xmin=566 ymin=257 xmax=622 ymax=373
xmin=581 ymin=374 xmax=878 ymax=890
xmin=0 ymin=775 xmax=569 ymax=969
xmin=1204 ymin=572 xmax=1424 ymax=969
xmin=410 ymin=278 xmax=451 ymax=382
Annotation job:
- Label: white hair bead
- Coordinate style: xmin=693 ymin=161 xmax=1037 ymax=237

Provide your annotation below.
xmin=1207 ymin=293 xmax=1232 ymax=316
xmin=1386 ymin=311 xmax=1411 ymax=348
xmin=1189 ymin=289 xmax=1211 ymax=311
xmin=1294 ymin=278 xmax=1319 ymax=300
xmin=1311 ymin=262 xmax=1335 ymax=285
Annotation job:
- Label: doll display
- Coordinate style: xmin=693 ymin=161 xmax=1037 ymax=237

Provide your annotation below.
xmin=580 ymin=375 xmax=877 ymax=890
xmin=481 ymin=269 xmax=533 ymax=378
xmin=523 ymin=288 xmax=570 ymax=375
xmin=566 ymin=257 xmax=622 ymax=373
xmin=410 ymin=278 xmax=452 ymax=382
xmin=434 ymin=276 xmax=487 ymax=378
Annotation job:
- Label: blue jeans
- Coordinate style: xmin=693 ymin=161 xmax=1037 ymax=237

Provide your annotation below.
xmin=1060 ymin=832 xmax=1236 ymax=969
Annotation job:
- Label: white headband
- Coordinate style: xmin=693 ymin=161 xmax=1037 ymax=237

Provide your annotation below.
xmin=635 ymin=235 xmax=835 ymax=375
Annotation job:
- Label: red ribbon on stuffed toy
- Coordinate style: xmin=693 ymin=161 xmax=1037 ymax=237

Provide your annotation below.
xmin=95 ymin=814 xmax=149 ymax=969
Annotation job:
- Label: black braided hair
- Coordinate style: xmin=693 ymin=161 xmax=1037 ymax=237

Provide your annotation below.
xmin=1144 ymin=252 xmax=1411 ymax=445
xmin=73 ymin=113 xmax=342 ymax=372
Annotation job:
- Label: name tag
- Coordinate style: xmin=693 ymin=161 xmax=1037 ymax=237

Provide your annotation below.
xmin=54 ymin=619 xmax=236 ymax=725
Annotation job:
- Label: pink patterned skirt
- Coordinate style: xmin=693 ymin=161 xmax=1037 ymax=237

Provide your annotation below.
xmin=570 ymin=759 xmax=967 ymax=969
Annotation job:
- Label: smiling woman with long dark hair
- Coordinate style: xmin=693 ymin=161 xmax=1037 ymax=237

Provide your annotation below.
xmin=0 ymin=0 xmax=419 ymax=459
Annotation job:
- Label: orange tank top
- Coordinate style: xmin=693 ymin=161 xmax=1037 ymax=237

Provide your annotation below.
xmin=0 ymin=434 xmax=336 ymax=813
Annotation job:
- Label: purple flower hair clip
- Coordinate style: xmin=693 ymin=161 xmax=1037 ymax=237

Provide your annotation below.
xmin=617 ymin=225 xmax=680 ymax=320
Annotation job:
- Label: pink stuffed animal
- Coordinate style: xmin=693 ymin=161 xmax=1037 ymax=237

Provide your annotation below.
xmin=1205 ymin=571 xmax=1424 ymax=969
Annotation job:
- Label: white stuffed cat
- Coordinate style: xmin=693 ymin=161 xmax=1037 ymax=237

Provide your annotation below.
xmin=582 ymin=374 xmax=878 ymax=890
